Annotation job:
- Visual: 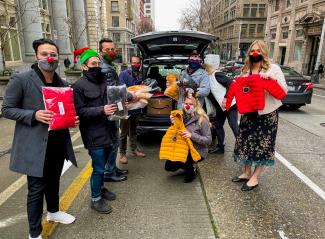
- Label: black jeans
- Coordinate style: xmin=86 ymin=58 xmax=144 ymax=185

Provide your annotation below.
xmin=27 ymin=150 xmax=65 ymax=237
xmin=214 ymin=106 xmax=239 ymax=146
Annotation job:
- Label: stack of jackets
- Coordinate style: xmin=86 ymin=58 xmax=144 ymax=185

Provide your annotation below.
xmin=159 ymin=110 xmax=201 ymax=163
xmin=226 ymin=74 xmax=286 ymax=114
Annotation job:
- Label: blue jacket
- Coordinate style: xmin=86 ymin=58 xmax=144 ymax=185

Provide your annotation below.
xmin=177 ymin=67 xmax=210 ymax=109
xmin=119 ymin=69 xmax=143 ymax=114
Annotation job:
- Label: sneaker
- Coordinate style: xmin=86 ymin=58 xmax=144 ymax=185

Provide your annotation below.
xmin=29 ymin=235 xmax=42 ymax=239
xmin=102 ymin=188 xmax=116 ymax=201
xmin=47 ymin=211 xmax=75 ymax=224
xmin=132 ymin=149 xmax=146 ymax=157
xmin=90 ymin=198 xmax=112 ymax=214
xmin=119 ymin=154 xmax=128 ymax=164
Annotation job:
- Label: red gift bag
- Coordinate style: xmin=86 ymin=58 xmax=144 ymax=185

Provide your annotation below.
xmin=42 ymin=87 xmax=77 ymax=130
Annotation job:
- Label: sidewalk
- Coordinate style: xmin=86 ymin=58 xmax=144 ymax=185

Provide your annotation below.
xmin=52 ymin=135 xmax=217 ymax=239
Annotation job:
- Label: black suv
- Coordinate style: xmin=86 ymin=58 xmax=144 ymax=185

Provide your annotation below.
xmin=131 ymin=31 xmax=215 ymax=135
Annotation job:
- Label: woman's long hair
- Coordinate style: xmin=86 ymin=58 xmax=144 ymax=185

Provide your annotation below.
xmin=241 ymin=40 xmax=271 ymax=76
xmin=202 ymin=63 xmax=215 ymax=75
xmin=185 ymin=94 xmax=210 ymax=125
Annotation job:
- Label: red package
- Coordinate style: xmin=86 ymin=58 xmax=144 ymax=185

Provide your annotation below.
xmin=42 ymin=87 xmax=77 ymax=130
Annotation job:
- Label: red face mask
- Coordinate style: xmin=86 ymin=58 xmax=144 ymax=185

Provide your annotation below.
xmin=108 ymin=51 xmax=116 ymax=57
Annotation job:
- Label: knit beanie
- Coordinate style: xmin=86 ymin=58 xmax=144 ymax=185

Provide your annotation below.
xmin=80 ymin=49 xmax=100 ymax=64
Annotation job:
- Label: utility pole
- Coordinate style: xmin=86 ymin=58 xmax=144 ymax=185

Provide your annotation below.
xmin=236 ymin=20 xmax=242 ymax=62
xmin=311 ymin=16 xmax=325 ymax=83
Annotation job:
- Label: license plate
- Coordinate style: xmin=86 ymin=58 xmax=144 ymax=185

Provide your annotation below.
xmin=287 ymin=86 xmax=295 ymax=91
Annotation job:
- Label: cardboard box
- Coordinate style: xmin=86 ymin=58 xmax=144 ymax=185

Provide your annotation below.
xmin=147 ymin=97 xmax=173 ymax=115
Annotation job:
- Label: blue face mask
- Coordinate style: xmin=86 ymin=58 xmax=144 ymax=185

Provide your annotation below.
xmin=189 ymin=62 xmax=201 ymax=70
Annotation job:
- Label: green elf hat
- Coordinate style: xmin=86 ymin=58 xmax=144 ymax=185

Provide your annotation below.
xmin=80 ymin=49 xmax=100 ymax=64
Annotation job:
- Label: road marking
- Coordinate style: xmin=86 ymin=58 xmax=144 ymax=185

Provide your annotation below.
xmin=275 ymin=152 xmax=325 ymax=201
xmin=314 ymin=93 xmax=325 ymax=98
xmin=42 ymin=161 xmax=92 ymax=239
xmin=278 ymin=230 xmax=289 ymax=239
xmin=0 ymin=213 xmax=27 ymax=228
xmin=0 ymin=131 xmax=81 ymax=208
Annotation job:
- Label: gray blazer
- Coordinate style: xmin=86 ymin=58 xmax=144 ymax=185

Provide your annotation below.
xmin=1 ymin=69 xmax=77 ymax=177
xmin=185 ymin=113 xmax=212 ymax=159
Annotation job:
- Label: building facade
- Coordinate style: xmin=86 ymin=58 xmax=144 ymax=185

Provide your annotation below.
xmin=144 ymin=0 xmax=155 ymax=26
xmin=107 ymin=0 xmax=140 ymax=63
xmin=266 ymin=0 xmax=325 ymax=75
xmin=199 ymin=0 xmax=268 ymax=62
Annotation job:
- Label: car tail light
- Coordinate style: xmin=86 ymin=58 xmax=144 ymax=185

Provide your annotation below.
xmin=302 ymin=82 xmax=313 ymax=91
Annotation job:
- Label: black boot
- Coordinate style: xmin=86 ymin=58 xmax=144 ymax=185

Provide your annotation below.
xmin=91 ymin=198 xmax=112 ymax=214
xmin=208 ymin=144 xmax=225 ymax=154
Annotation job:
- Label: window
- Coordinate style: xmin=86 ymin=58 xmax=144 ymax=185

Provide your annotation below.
xmin=286 ymin=0 xmax=291 ymax=8
xmin=0 ymin=16 xmax=22 ymax=61
xmin=39 ymin=0 xmax=48 ymax=10
xmin=229 ymin=26 xmax=234 ymax=38
xmin=111 ymin=1 xmax=119 ymax=12
xmin=230 ymin=0 xmax=236 ymax=5
xmin=296 ymin=29 xmax=304 ymax=38
xmin=112 ymin=32 xmax=121 ymax=42
xmin=145 ymin=5 xmax=150 ymax=8
xmin=256 ymin=24 xmax=264 ymax=37
xmin=146 ymin=10 xmax=151 ymax=14
xmin=294 ymin=41 xmax=303 ymax=61
xmin=145 ymin=0 xmax=151 ymax=3
xmin=300 ymin=0 xmax=308 ymax=3
xmin=225 ymin=0 xmax=229 ymax=8
xmin=224 ymin=11 xmax=228 ymax=22
xmin=112 ymin=16 xmax=119 ymax=27
xmin=42 ymin=23 xmax=51 ymax=39
xmin=249 ymin=24 xmax=256 ymax=37
xmin=282 ymin=31 xmax=288 ymax=39
xmin=230 ymin=7 xmax=236 ymax=19
xmin=243 ymin=4 xmax=250 ymax=17
xmin=258 ymin=4 xmax=266 ymax=17
xmin=251 ymin=4 xmax=257 ymax=17
xmin=241 ymin=24 xmax=248 ymax=38
xmin=269 ymin=42 xmax=274 ymax=58
xmin=275 ymin=0 xmax=280 ymax=11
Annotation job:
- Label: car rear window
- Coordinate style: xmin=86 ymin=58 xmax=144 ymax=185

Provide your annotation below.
xmin=281 ymin=67 xmax=301 ymax=77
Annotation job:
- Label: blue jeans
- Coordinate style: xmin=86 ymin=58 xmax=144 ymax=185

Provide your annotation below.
xmin=88 ymin=147 xmax=113 ymax=200
xmin=104 ymin=121 xmax=119 ymax=177
xmin=104 ymin=140 xmax=119 ymax=177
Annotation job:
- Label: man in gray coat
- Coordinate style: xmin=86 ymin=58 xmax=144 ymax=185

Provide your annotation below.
xmin=1 ymin=39 xmax=78 ymax=239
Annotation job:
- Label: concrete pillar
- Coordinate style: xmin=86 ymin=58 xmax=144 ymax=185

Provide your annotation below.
xmin=19 ymin=0 xmax=43 ymax=56
xmin=51 ymin=0 xmax=71 ymax=55
xmin=285 ymin=0 xmax=298 ymax=64
xmin=72 ymin=0 xmax=88 ymax=48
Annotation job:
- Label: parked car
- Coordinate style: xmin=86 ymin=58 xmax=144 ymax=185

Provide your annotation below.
xmin=280 ymin=65 xmax=313 ymax=109
xmin=131 ymin=31 xmax=215 ymax=135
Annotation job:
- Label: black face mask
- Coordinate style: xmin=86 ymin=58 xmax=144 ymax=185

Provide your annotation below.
xmin=84 ymin=67 xmax=103 ymax=82
xmin=249 ymin=54 xmax=264 ymax=63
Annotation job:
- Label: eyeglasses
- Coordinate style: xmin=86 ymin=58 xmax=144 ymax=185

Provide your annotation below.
xmin=87 ymin=61 xmax=102 ymax=67
xmin=39 ymin=51 xmax=58 ymax=58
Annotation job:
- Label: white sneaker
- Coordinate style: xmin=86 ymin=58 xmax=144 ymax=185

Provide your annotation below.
xmin=47 ymin=211 xmax=75 ymax=224
xmin=29 ymin=234 xmax=42 ymax=239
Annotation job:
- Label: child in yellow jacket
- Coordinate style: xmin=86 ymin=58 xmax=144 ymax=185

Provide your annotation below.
xmin=161 ymin=92 xmax=212 ymax=183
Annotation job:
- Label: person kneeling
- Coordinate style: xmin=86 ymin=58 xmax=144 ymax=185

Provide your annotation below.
xmin=161 ymin=92 xmax=212 ymax=183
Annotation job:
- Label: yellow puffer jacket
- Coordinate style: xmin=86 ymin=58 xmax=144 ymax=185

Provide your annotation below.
xmin=164 ymin=74 xmax=179 ymax=100
xmin=159 ymin=110 xmax=201 ymax=163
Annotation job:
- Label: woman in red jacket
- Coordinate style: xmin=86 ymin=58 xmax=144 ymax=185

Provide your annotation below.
xmin=230 ymin=40 xmax=287 ymax=191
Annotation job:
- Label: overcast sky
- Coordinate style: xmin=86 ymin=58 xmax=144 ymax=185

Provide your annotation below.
xmin=154 ymin=0 xmax=190 ymax=31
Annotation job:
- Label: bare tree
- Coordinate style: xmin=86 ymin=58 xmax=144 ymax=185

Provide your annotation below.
xmin=0 ymin=0 xmax=38 ymax=70
xmin=137 ymin=17 xmax=154 ymax=34
xmin=178 ymin=0 xmax=201 ymax=31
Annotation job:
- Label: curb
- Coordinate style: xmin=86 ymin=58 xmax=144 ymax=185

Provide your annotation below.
xmin=314 ymin=84 xmax=325 ymax=90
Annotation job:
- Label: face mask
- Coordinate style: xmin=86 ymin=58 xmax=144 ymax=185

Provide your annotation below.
xmin=189 ymin=61 xmax=201 ymax=70
xmin=103 ymin=51 xmax=116 ymax=62
xmin=131 ymin=64 xmax=141 ymax=73
xmin=86 ymin=67 xmax=102 ymax=78
xmin=183 ymin=103 xmax=194 ymax=115
xmin=38 ymin=57 xmax=59 ymax=72
xmin=249 ymin=51 xmax=263 ymax=63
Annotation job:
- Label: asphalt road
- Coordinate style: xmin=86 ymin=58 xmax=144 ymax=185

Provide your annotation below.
xmin=0 ymin=88 xmax=324 ymax=239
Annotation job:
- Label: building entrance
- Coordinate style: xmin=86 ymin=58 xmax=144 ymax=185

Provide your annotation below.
xmin=308 ymin=36 xmax=320 ymax=75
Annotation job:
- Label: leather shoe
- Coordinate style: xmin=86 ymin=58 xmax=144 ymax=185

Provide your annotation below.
xmin=116 ymin=168 xmax=128 ymax=176
xmin=101 ymin=188 xmax=116 ymax=201
xmin=104 ymin=175 xmax=127 ymax=182
xmin=208 ymin=145 xmax=225 ymax=154
xmin=91 ymin=198 xmax=112 ymax=214
xmin=231 ymin=176 xmax=250 ymax=183
xmin=241 ymin=183 xmax=259 ymax=191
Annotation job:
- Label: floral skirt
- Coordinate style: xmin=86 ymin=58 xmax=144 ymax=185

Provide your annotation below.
xmin=233 ymin=110 xmax=278 ymax=167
